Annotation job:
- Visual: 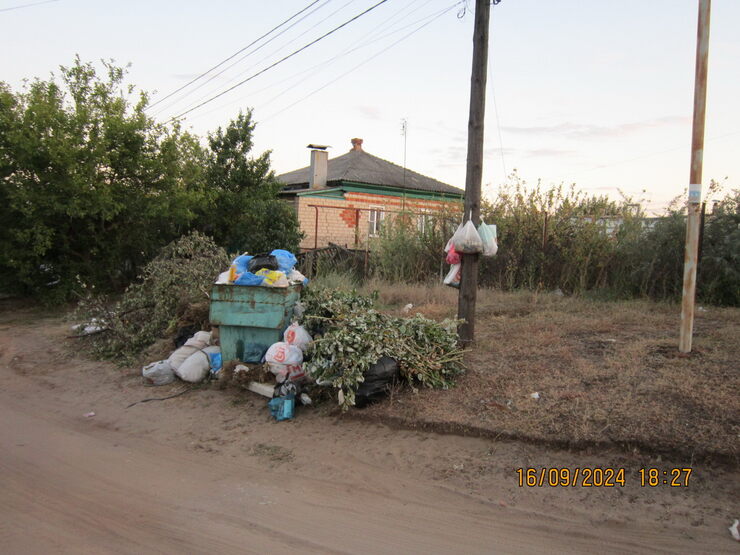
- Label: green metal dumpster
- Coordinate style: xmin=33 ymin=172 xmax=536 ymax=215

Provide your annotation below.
xmin=209 ymin=284 xmax=302 ymax=363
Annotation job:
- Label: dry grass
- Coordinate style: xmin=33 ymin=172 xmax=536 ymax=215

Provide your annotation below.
xmin=359 ymin=283 xmax=740 ymax=461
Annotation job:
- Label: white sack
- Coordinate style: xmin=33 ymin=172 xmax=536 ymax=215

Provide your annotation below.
xmin=176 ymin=346 xmax=220 ymax=383
xmin=142 ymin=360 xmax=175 ymax=386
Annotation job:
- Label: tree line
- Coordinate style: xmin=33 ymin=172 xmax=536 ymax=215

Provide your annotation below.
xmin=0 ymin=57 xmax=302 ymax=302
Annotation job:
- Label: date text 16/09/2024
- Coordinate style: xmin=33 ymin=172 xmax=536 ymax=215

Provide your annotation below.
xmin=516 ymin=468 xmax=693 ymax=488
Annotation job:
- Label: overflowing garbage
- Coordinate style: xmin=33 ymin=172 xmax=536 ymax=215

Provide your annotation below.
xmin=443 ymin=219 xmax=498 ymax=288
xmin=140 ymin=247 xmax=466 ymax=420
xmin=215 ymin=249 xmax=308 ymax=288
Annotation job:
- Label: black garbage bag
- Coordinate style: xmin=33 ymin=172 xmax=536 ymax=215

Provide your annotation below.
xmin=248 ymin=254 xmax=279 ymax=273
xmin=355 ymin=356 xmax=400 ymax=408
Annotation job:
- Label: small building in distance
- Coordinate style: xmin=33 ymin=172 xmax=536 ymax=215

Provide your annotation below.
xmin=277 ymin=138 xmax=464 ymax=250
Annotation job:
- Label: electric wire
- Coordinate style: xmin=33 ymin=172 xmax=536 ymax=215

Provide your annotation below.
xmin=262 ymin=1 xmax=462 ymax=123
xmin=167 ymin=0 xmax=391 ymax=123
xmin=154 ymin=0 xmax=352 ymax=119
xmin=148 ymin=0 xmax=323 ymax=111
xmin=183 ymin=0 xmax=445 ymax=123
xmin=0 ymin=0 xmax=57 ymax=12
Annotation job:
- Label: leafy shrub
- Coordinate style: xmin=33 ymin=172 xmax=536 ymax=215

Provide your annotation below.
xmin=300 ymin=289 xmax=465 ymax=409
xmin=75 ymin=232 xmax=228 ymax=361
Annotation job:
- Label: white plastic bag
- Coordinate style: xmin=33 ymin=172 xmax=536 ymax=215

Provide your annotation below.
xmin=452 ymin=220 xmax=483 ymax=254
xmin=265 ymin=342 xmax=304 ymax=381
xmin=478 ymin=221 xmax=498 ymax=257
xmin=444 ymin=224 xmax=462 ymax=253
xmin=283 ymin=323 xmax=312 ymax=352
xmin=142 ymin=360 xmax=175 ymax=386
xmin=176 ymin=346 xmax=220 ymax=383
xmin=443 ymin=263 xmax=461 ymax=288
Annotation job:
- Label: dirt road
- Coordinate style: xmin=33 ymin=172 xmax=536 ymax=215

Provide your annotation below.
xmin=0 ymin=306 xmax=737 ymax=554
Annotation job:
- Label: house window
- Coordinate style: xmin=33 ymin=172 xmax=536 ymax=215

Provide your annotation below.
xmin=417 ymin=211 xmax=434 ymax=234
xmin=368 ymin=207 xmax=384 ymax=237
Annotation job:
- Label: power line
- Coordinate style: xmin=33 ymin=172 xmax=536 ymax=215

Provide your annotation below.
xmin=181 ymin=0 xmax=431 ymax=123
xmin=148 ymin=0 xmax=323 ymax=110
xmin=167 ymin=0 xmax=391 ymax=123
xmin=263 ymin=2 xmax=461 ymax=122
xmin=0 ymin=0 xmax=58 ymax=12
xmin=154 ymin=0 xmax=350 ymax=119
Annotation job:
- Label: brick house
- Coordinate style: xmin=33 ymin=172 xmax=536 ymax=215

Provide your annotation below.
xmin=277 ymin=138 xmax=464 ymax=250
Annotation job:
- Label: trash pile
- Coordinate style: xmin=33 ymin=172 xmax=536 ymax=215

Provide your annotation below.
xmin=443 ymin=219 xmax=498 ymax=288
xmin=214 ymin=249 xmax=308 ymax=287
xmin=140 ymin=248 xmax=466 ymax=419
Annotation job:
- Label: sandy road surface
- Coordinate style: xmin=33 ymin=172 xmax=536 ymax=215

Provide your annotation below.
xmin=0 ymin=307 xmax=737 ymax=554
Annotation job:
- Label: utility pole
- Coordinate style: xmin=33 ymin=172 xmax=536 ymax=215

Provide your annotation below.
xmin=457 ymin=0 xmax=491 ymax=345
xmin=679 ymin=0 xmax=711 ymax=353
xmin=401 ymin=118 xmax=408 ymax=211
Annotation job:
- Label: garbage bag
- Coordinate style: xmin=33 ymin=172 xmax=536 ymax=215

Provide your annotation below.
xmin=355 ymin=357 xmax=400 ymax=408
xmin=234 ymin=271 xmax=265 ymax=286
xmin=142 ymin=360 xmax=175 ymax=386
xmin=209 ymin=352 xmax=222 ymax=375
xmin=268 ymin=394 xmax=295 ymax=421
xmin=445 ymin=224 xmax=462 ymax=253
xmin=255 ymin=269 xmax=289 ymax=287
xmin=284 ymin=323 xmax=312 ymax=352
xmin=265 ymin=342 xmax=303 ymax=381
xmin=288 ymin=269 xmax=309 ymax=286
xmin=176 ymin=346 xmax=220 ymax=383
xmin=445 ymin=244 xmax=461 ymax=265
xmin=452 ymin=220 xmax=483 ymax=254
xmin=478 ymin=221 xmax=498 ymax=257
xmin=232 ymin=254 xmax=253 ymax=275
xmin=270 ymin=249 xmax=297 ymax=273
xmin=247 ymin=254 xmax=278 ymax=273
xmin=443 ymin=263 xmax=461 ymax=288
xmin=184 ymin=331 xmax=211 ymax=349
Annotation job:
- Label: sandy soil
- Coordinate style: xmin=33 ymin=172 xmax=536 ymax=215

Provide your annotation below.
xmin=0 ymin=304 xmax=737 ymax=554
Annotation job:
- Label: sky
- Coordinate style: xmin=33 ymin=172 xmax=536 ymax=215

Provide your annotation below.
xmin=3 ymin=0 xmax=739 ymax=213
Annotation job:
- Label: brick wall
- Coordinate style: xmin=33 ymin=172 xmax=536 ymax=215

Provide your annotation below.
xmin=297 ymin=192 xmax=460 ymax=250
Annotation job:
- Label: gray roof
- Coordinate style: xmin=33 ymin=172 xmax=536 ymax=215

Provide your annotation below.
xmin=277 ymin=149 xmax=463 ymax=196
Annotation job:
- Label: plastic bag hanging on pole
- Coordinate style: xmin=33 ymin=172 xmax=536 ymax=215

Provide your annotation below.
xmin=451 ymin=220 xmax=484 ymax=254
xmin=478 ymin=221 xmax=498 ymax=257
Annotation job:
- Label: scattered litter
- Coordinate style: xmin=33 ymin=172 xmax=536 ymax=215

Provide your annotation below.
xmin=283 ymin=323 xmax=312 ymax=352
xmin=530 ymin=392 xmax=541 ymax=400
xmin=71 ymin=318 xmax=104 ymax=336
xmin=402 ymin=303 xmax=413 ymax=314
xmin=247 ymin=382 xmax=274 ymax=398
xmin=176 ymin=345 xmax=220 ymax=383
xmin=730 ymin=519 xmax=740 ymax=542
xmin=268 ymin=394 xmax=295 ymax=421
xmin=265 ymin=342 xmax=304 ymax=382
xmin=355 ymin=357 xmax=400 ymax=408
xmin=553 ymin=288 xmax=564 ymax=297
xmin=142 ymin=360 xmax=175 ymax=386
xmin=126 ymin=386 xmax=196 ymax=409
xmin=299 ymin=392 xmax=312 ymax=405
xmin=698 ymin=306 xmax=707 ymax=312
xmin=234 ymin=364 xmax=250 ymax=374
xmin=83 ymin=411 xmax=95 ymax=418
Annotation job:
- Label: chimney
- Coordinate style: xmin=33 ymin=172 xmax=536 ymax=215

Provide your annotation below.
xmin=351 ymin=138 xmax=363 ymax=151
xmin=307 ymin=144 xmax=329 ymax=189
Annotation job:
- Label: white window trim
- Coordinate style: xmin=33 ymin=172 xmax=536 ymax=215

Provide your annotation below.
xmin=368 ymin=206 xmax=385 ymax=237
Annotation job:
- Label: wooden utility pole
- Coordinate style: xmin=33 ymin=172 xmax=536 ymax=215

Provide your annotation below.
xmin=679 ymin=0 xmax=711 ymax=353
xmin=457 ymin=0 xmax=491 ymax=345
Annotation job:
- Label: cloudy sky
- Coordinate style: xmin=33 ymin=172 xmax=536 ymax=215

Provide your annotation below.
xmin=3 ymin=0 xmax=739 ymax=213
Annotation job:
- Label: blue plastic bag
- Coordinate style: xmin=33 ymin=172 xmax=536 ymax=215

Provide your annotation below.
xmin=208 ymin=352 xmax=222 ymax=375
xmin=234 ymin=272 xmax=265 ymax=286
xmin=268 ymin=394 xmax=295 ymax=421
xmin=232 ymin=254 xmax=253 ymax=275
xmin=270 ymin=249 xmax=297 ymax=274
